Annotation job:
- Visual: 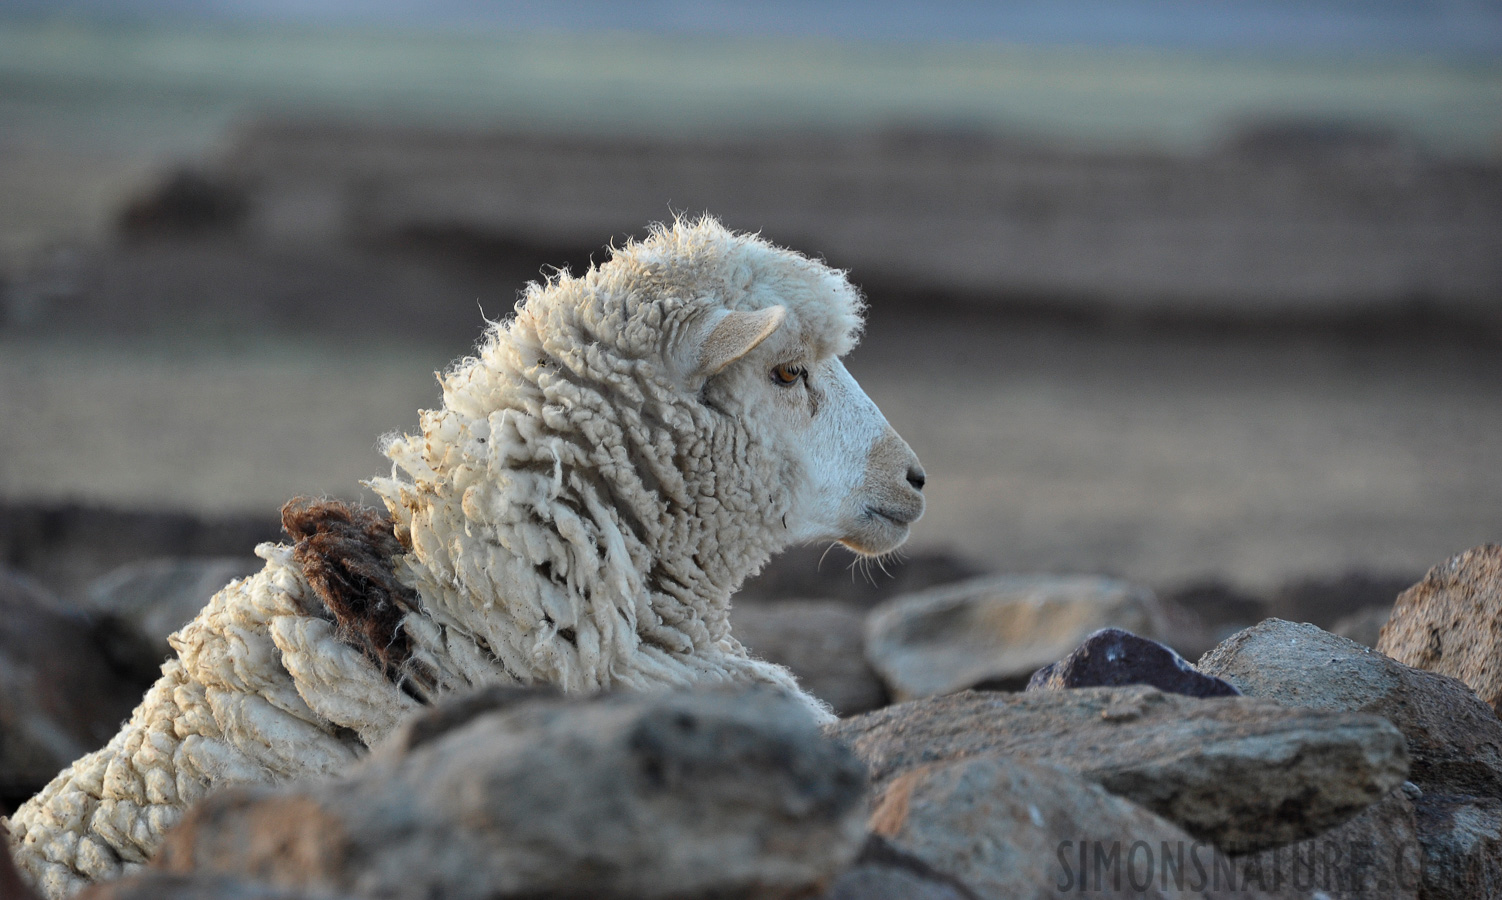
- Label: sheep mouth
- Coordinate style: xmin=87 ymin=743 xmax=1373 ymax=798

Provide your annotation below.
xmin=866 ymin=506 xmax=920 ymax=527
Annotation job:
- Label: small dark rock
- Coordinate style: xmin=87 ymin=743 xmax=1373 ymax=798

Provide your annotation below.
xmin=1026 ymin=627 xmax=1240 ymax=698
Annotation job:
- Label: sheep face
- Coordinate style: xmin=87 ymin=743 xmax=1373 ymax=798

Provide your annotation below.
xmin=695 ymin=305 xmax=925 ymax=558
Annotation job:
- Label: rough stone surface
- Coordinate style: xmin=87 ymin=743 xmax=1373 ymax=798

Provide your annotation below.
xmin=1330 ymin=605 xmax=1394 ymax=648
xmin=865 ymin=575 xmax=1177 ymax=699
xmin=1377 ymin=544 xmax=1502 ymax=716
xmin=827 ymin=686 xmax=1409 ymax=853
xmin=821 ymin=836 xmax=981 ymax=900
xmin=1027 ymin=627 xmax=1240 ymax=698
xmin=1231 ymin=786 xmax=1422 ymax=900
xmin=155 ymin=686 xmax=869 ymax=900
xmin=731 ymin=600 xmax=887 ymax=717
xmin=1199 ymin=618 xmax=1502 ymax=799
xmin=0 ymin=567 xmax=141 ymax=802
xmin=83 ymin=557 xmax=261 ymax=667
xmin=868 ymin=753 xmax=1290 ymax=899
xmin=1412 ymin=793 xmax=1502 ymax=900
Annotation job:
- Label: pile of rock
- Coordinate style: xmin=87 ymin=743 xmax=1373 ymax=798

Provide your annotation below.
xmin=5 ymin=545 xmax=1501 ymax=898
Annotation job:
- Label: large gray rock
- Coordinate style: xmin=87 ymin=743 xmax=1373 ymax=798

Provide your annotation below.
xmin=84 ymin=557 xmax=261 ymax=665
xmin=868 ymin=753 xmax=1291 ymax=899
xmin=865 ymin=575 xmax=1180 ymax=699
xmin=732 ymin=600 xmax=886 ymax=717
xmin=1231 ymin=786 xmax=1422 ymax=900
xmin=0 ymin=567 xmax=141 ymax=800
xmin=155 ymin=686 xmax=868 ymax=899
xmin=1199 ymin=618 xmax=1502 ymax=799
xmin=1378 ymin=545 xmax=1502 ymax=716
xmin=827 ymin=686 xmax=1409 ymax=853
xmin=1412 ymin=793 xmax=1502 ymax=900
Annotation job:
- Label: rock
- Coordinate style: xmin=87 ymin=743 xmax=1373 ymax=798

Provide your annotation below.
xmin=1231 ymin=786 xmax=1422 ymax=900
xmin=1330 ymin=605 xmax=1393 ymax=648
xmin=1412 ymin=793 xmax=1502 ymax=900
xmin=84 ymin=556 xmax=261 ymax=668
xmin=75 ymin=874 xmax=337 ymax=900
xmin=1199 ymin=618 xmax=1502 ymax=799
xmin=732 ymin=600 xmax=886 ymax=716
xmin=1026 ymin=627 xmax=1240 ymax=698
xmin=865 ymin=574 xmax=1179 ymax=699
xmin=827 ymin=686 xmax=1409 ymax=853
xmin=0 ymin=567 xmax=142 ymax=805
xmin=1377 ymin=544 xmax=1502 ymax=715
xmin=867 ymin=753 xmax=1290 ymax=899
xmin=822 ymin=836 xmax=981 ymax=900
xmin=155 ymin=686 xmax=868 ymax=900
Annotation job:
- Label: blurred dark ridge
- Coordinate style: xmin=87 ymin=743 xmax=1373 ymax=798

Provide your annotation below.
xmin=0 ymin=502 xmax=282 ymax=604
xmin=4 ymin=119 xmax=1499 ymax=344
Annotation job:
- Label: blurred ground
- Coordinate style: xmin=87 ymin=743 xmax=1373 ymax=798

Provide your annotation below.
xmin=1 ymin=19 xmax=1499 ymax=601
xmin=4 ymin=310 xmax=1499 ymax=593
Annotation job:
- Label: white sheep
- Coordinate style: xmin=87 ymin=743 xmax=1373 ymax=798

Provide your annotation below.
xmin=4 ymin=216 xmax=926 ymax=898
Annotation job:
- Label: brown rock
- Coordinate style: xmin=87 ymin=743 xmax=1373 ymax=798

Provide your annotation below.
xmin=827 ymin=686 xmax=1409 ymax=853
xmin=1377 ymin=544 xmax=1502 ymax=715
xmin=731 ymin=600 xmax=887 ymax=717
xmin=865 ymin=575 xmax=1177 ymax=699
xmin=156 ymin=686 xmax=868 ymax=900
xmin=1412 ymin=793 xmax=1502 ymax=900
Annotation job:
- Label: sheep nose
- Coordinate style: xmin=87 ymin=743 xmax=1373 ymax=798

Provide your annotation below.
xmin=907 ymin=465 xmax=926 ymax=491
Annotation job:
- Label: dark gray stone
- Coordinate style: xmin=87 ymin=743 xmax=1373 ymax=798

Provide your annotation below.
xmin=1026 ymin=627 xmax=1240 ymax=698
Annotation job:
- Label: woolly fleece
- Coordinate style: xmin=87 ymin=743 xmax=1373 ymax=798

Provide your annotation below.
xmin=6 ymin=218 xmax=872 ymax=897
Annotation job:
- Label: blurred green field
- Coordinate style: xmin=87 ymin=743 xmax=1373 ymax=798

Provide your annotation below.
xmin=2 ymin=18 xmax=1499 ymax=158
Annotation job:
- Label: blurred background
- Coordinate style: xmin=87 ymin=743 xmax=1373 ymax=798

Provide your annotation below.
xmin=2 ymin=2 xmax=1502 ymax=795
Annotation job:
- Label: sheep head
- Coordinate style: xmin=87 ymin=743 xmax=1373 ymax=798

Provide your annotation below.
xmin=373 ymin=216 xmax=923 ymax=683
xmin=686 ymin=302 xmax=925 ymax=558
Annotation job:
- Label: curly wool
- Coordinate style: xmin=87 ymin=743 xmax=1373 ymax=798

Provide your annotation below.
xmin=6 ymin=218 xmax=864 ymax=898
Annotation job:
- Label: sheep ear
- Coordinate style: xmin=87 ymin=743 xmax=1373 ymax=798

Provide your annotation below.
xmin=694 ymin=305 xmax=787 ymax=378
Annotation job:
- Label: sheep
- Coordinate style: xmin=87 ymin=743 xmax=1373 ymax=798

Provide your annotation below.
xmin=4 ymin=216 xmax=926 ymax=898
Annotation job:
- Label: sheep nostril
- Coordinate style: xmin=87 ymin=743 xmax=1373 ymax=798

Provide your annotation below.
xmin=907 ymin=466 xmax=926 ymax=491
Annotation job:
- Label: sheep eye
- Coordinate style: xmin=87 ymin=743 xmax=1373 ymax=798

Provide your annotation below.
xmin=770 ymin=363 xmax=806 ymax=386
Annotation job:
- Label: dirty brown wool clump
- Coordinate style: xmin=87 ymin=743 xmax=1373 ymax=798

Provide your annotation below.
xmin=281 ymin=498 xmax=419 ymax=683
